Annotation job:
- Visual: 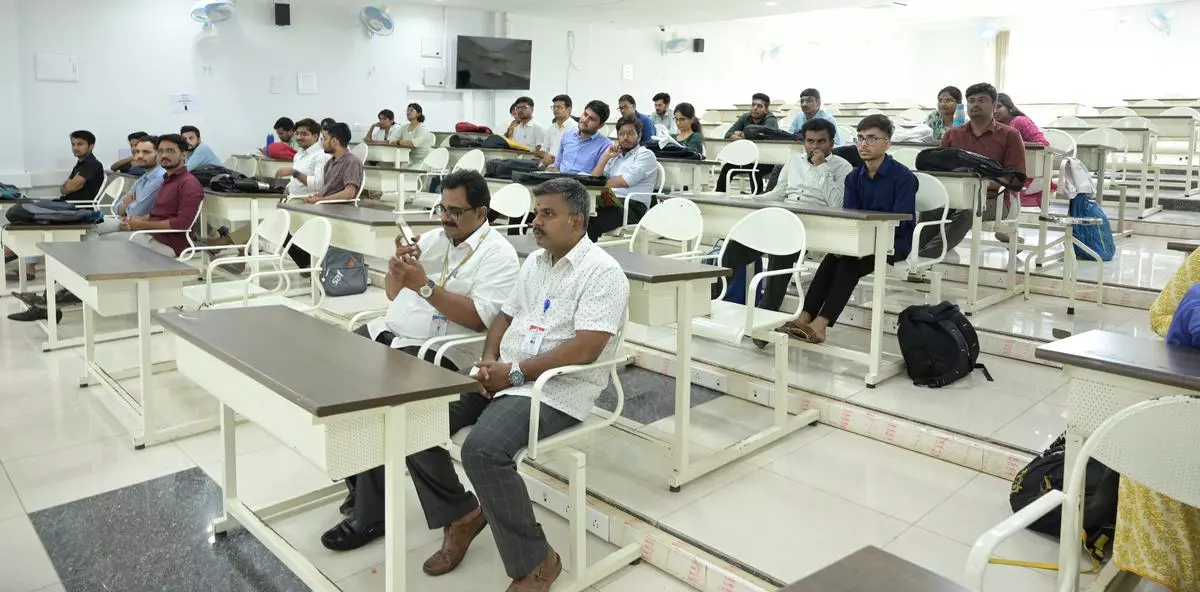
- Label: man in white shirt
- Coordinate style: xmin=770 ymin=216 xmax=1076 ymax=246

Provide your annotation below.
xmin=505 ymin=96 xmax=546 ymax=153
xmin=322 ymin=169 xmax=521 ymax=551
xmin=650 ymin=92 xmax=678 ymax=135
xmin=755 ymin=118 xmax=852 ymax=207
xmin=539 ymin=94 xmax=578 ymax=168
xmin=589 ymin=114 xmax=660 ymax=240
xmin=275 ymin=118 xmax=330 ymax=198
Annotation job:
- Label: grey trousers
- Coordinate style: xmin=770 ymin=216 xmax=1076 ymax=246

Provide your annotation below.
xmin=346 ymin=325 xmax=580 ymax=580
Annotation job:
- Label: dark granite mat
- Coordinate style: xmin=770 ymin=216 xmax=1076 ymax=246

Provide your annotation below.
xmin=596 ymin=365 xmax=724 ymax=424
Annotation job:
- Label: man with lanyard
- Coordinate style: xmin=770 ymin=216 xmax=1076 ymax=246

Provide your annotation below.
xmin=322 ymin=169 xmax=521 ymax=552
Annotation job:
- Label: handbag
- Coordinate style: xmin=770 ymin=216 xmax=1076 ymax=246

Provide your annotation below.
xmin=320 ymin=247 xmax=369 ymax=296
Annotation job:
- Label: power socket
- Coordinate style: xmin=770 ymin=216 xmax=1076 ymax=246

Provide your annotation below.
xmin=747 ymin=382 xmax=771 ymax=405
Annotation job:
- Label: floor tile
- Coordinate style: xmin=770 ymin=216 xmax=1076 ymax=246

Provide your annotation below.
xmin=736 ymin=347 xmax=870 ymax=401
xmin=646 ymin=333 xmax=768 ymax=371
xmin=595 ymin=367 xmax=723 ymax=425
xmin=637 ymin=395 xmax=822 ymax=454
xmin=764 ymin=429 xmax=977 ymax=523
xmin=598 ymin=563 xmax=695 ymax=591
xmin=4 ymin=436 xmax=196 ymax=512
xmin=173 ymin=422 xmax=280 ymax=466
xmin=0 ymin=399 xmax=129 ymax=462
xmin=969 ymin=293 xmax=1137 ymax=342
xmin=661 ymin=469 xmax=908 ymax=582
xmin=989 ymin=402 xmax=1067 ymax=452
xmin=199 ymin=444 xmax=334 ymax=510
xmin=884 ymin=526 xmax=1056 ymax=591
xmin=0 ymin=515 xmax=61 ymax=592
xmin=974 ymin=354 xmax=1068 ymax=403
xmin=848 ymin=373 xmax=1036 ymax=438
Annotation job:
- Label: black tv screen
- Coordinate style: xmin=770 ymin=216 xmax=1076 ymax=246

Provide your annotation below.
xmin=455 ymin=36 xmax=532 ymax=90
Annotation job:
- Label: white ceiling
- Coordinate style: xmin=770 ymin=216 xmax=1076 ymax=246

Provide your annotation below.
xmin=402 ymin=0 xmax=1174 ymax=25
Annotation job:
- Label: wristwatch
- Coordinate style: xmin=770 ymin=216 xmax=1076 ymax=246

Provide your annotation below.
xmin=418 ymin=278 xmax=435 ymax=299
xmin=507 ymin=362 xmax=526 ymax=387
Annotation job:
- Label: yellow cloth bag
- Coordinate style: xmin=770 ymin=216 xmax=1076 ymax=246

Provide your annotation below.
xmin=1150 ymin=249 xmax=1200 ymax=335
xmin=1114 ymin=476 xmax=1200 ymax=591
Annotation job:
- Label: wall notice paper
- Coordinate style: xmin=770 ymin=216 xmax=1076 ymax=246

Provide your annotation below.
xmin=170 ymin=93 xmax=200 ymax=113
xmin=297 ymin=73 xmax=318 ymax=95
xmin=269 ymin=76 xmax=283 ymax=94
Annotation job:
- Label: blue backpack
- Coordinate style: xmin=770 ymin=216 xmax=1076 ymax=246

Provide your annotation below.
xmin=1067 ymin=193 xmax=1115 ymax=262
xmin=0 ymin=182 xmax=22 ymax=200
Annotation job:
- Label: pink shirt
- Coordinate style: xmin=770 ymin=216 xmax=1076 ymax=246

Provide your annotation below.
xmin=1008 ymin=115 xmax=1049 ymax=147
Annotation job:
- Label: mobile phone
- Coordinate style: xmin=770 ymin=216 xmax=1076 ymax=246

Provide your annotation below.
xmin=396 ymin=218 xmax=416 ymax=246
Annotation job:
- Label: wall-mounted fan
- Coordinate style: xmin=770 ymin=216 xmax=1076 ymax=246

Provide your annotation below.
xmin=190 ymin=0 xmax=235 ymax=29
xmin=661 ymin=37 xmax=689 ymax=55
xmin=360 ymin=5 xmax=395 ymax=37
xmin=1147 ymin=8 xmax=1172 ymax=36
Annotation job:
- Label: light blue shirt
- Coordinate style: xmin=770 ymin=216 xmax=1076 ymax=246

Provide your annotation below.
xmin=603 ymin=146 xmax=658 ymax=205
xmin=124 ymin=166 xmax=166 ymax=217
xmin=788 ymin=109 xmax=842 ymax=144
xmin=556 ymin=130 xmax=612 ymax=175
xmin=186 ymin=142 xmax=222 ymax=170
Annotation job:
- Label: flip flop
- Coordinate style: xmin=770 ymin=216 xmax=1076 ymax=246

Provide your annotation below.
xmin=777 ymin=323 xmax=825 ymax=344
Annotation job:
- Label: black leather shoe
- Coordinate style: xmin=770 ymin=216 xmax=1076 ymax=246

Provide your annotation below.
xmin=56 ymin=290 xmax=81 ymax=306
xmin=7 ymin=306 xmax=62 ymax=322
xmin=13 ymin=291 xmax=45 ymax=307
xmin=320 ymin=519 xmax=384 ymax=552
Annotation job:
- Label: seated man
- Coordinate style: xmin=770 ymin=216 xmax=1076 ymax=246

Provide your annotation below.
xmin=552 ymin=100 xmax=612 ymax=174
xmin=504 ymin=96 xmax=545 ymax=153
xmin=717 ymin=92 xmax=779 ymax=193
xmin=786 ymin=88 xmax=842 ymax=145
xmin=616 ymin=94 xmax=656 ymax=144
xmin=327 ymin=178 xmax=629 ymax=592
xmin=98 ymin=135 xmax=166 ymax=235
xmin=589 ymin=115 xmax=658 ymax=241
xmin=109 ymin=131 xmax=150 ymax=175
xmin=274 ymin=118 xmax=330 ymax=199
xmin=539 ymin=94 xmax=578 ymax=168
xmin=180 ymin=125 xmax=222 ymax=170
xmin=286 ymin=122 xmax=364 ymax=270
xmin=781 ymin=115 xmax=916 ymax=344
xmin=650 ymin=92 xmax=678 ymax=135
xmin=323 ymin=168 xmax=520 ymax=541
xmin=5 ymin=130 xmax=105 ymax=282
xmin=273 ymin=117 xmax=299 ymax=150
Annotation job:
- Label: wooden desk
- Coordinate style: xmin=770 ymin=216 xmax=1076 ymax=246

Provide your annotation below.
xmin=1047 ymin=125 xmax=1160 ymax=215
xmin=781 ymin=546 xmax=970 ymax=592
xmin=159 ymin=306 xmax=474 ymax=592
xmin=679 ymin=192 xmax=909 ymax=387
xmin=0 ymin=221 xmax=93 ymax=304
xmin=40 ymin=241 xmax=200 ymax=447
xmin=1036 ymin=329 xmax=1200 ymax=589
xmin=363 ymin=143 xmax=411 ymax=167
xmin=278 ymin=202 xmax=440 ymax=260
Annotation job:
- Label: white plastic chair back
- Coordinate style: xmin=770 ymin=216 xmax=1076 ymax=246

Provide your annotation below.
xmin=454 ymin=149 xmax=486 ymax=173
xmin=423 ymin=147 xmax=450 ymax=172
xmin=654 ymin=124 xmax=669 ymax=137
xmin=1101 ymin=106 xmax=1136 ymax=117
xmin=1045 ymin=129 xmax=1077 ymax=156
xmin=1110 ymin=115 xmax=1156 ymax=132
xmin=653 ymin=161 xmax=666 ymax=193
xmin=1131 ymin=99 xmax=1166 ymax=107
xmin=897 ymin=108 xmax=928 ymax=125
xmin=255 ymin=209 xmax=292 ymax=255
xmin=860 ymin=102 xmax=880 ymax=110
xmin=489 ymin=183 xmax=532 ymax=220
xmin=288 ymin=217 xmax=333 ymax=270
xmin=778 ymin=116 xmax=794 ymax=132
xmin=1050 ymin=116 xmax=1089 ymax=128
xmin=351 ymin=142 xmax=369 ymax=162
xmin=98 ymin=176 xmax=125 ymax=210
xmin=891 ymin=148 xmax=921 ymax=169
xmin=1084 ymin=396 xmax=1200 ymax=509
xmin=628 ymin=197 xmax=704 ymax=255
xmin=712 ymin=123 xmax=731 ymax=138
xmin=1078 ymin=128 xmax=1129 ymax=182
xmin=913 ymin=172 xmax=949 ymax=215
xmin=724 ymin=207 xmax=805 ymax=257
xmin=837 ymin=125 xmax=857 ymax=146
xmin=1161 ymin=106 xmax=1200 ymax=118
xmin=715 ymin=139 xmax=759 ymax=167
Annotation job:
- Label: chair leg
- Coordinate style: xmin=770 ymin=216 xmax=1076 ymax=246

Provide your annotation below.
xmin=1064 ymin=227 xmax=1077 ymax=315
xmin=773 ymin=331 xmax=789 ymax=427
xmin=929 ymin=270 xmax=943 ymax=303
xmin=562 ymin=448 xmax=588 ymax=579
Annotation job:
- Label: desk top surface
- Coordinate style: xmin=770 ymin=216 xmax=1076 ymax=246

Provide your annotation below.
xmin=1168 ymin=240 xmax=1200 ymax=253
xmin=485 ymin=176 xmax=604 ymax=193
xmin=279 ymin=202 xmax=439 ymax=227
xmin=505 ymin=235 xmax=729 ymax=283
xmin=38 ymin=240 xmax=196 ymax=281
xmin=779 ymin=546 xmax=970 ymax=592
xmin=364 ymin=165 xmax=425 ymax=173
xmin=684 ymin=192 xmax=912 ymax=221
xmin=1036 ymin=330 xmax=1200 ymax=391
xmin=658 ymin=157 xmax=723 ymax=166
xmin=4 ymin=221 xmax=94 ymax=231
xmin=204 ymin=189 xmax=284 ymax=199
xmin=157 ymin=306 xmax=476 ymax=417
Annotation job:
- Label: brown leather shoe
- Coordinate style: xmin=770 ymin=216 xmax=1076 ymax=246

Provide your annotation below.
xmin=506 ymin=548 xmax=562 ymax=592
xmin=422 ymin=506 xmax=488 ymax=576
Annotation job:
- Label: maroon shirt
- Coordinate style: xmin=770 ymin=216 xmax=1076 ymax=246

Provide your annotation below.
xmin=940 ymin=119 xmax=1027 ymax=175
xmin=148 ymin=167 xmax=205 ymax=256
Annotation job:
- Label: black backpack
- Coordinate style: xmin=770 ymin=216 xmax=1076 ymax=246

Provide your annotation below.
xmin=448 ymin=134 xmax=485 ymax=149
xmin=915 ymin=147 xmax=1027 ymax=192
xmin=647 ymin=144 xmax=703 ymax=161
xmin=485 ymin=158 xmax=541 ymax=180
xmin=1009 ymin=434 xmax=1119 ymax=563
xmin=5 ymin=200 xmax=101 ymax=226
xmin=743 ymin=124 xmax=798 ymax=142
xmin=189 ymin=164 xmax=247 ymax=188
xmin=897 ymin=301 xmax=992 ymax=387
xmin=512 ymin=171 xmax=609 ymax=187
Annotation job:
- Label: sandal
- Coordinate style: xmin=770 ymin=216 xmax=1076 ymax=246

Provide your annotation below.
xmin=777 ymin=323 xmax=825 ymax=344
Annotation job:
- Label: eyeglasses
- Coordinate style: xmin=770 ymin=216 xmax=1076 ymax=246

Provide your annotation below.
xmin=799 ymin=97 xmax=818 ymax=104
xmin=432 ymin=204 xmax=478 ymax=220
xmin=855 ymin=135 xmax=890 ymax=146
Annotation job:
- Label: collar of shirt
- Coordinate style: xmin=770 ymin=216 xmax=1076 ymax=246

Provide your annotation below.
xmin=539 ymin=234 xmax=594 ymax=269
xmin=451 ymin=220 xmax=493 ymax=253
xmin=552 ymin=118 xmax=576 ymax=130
xmin=968 ymin=119 xmax=1003 ymax=137
xmin=864 ymin=154 xmax=897 ymax=178
xmin=163 ymin=166 xmax=189 ymax=180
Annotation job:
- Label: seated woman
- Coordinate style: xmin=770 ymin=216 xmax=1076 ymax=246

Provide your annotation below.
xmin=924 ymin=86 xmax=961 ymax=141
xmin=995 ymin=93 xmax=1048 ymax=146
xmin=672 ymin=102 xmax=705 ymax=156
xmin=780 ymin=114 xmax=916 ymax=344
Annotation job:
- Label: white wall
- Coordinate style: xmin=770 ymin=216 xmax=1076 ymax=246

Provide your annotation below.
xmin=0 ymin=0 xmax=26 ymax=180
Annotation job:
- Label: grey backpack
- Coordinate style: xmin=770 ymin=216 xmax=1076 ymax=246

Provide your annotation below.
xmin=320 ymin=247 xmax=369 ymax=297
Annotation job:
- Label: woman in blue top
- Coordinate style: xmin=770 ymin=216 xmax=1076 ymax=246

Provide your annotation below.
xmin=781 ymin=114 xmax=917 ymax=344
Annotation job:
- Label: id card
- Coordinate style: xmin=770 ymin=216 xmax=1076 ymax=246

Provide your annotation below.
xmin=523 ymin=324 xmax=546 ymax=355
xmin=429 ymin=314 xmax=449 ymax=337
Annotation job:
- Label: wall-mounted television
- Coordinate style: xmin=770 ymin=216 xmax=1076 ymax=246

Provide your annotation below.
xmin=455 ymin=36 xmax=532 ymax=91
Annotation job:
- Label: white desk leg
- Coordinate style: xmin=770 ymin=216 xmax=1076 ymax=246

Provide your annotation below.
xmin=691 ymin=167 xmax=703 ymax=192
xmin=866 ymin=224 xmax=891 ymax=386
xmin=395 ymin=173 xmax=406 ymax=213
xmin=1037 ymin=151 xmax=1051 ymax=262
xmin=385 ymin=405 xmax=409 ymax=592
xmin=134 ymin=279 xmax=153 ymax=449
xmin=967 ymin=185 xmax=984 ymax=314
xmin=1065 ymin=227 xmax=1077 ymax=315
xmin=669 ymin=283 xmax=693 ymax=492
xmin=80 ymin=302 xmax=94 ymax=383
xmin=250 ymin=199 xmax=261 ymax=288
xmin=214 ymin=403 xmax=239 ymax=534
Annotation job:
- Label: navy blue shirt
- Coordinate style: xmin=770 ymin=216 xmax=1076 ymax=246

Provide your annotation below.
xmin=844 ymin=154 xmax=917 ymax=257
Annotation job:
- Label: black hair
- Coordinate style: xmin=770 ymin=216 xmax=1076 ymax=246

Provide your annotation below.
xmin=964 ymin=82 xmax=998 ymax=103
xmin=751 ymin=93 xmax=771 ymax=106
xmin=514 ymin=96 xmax=534 ymax=109
xmin=800 ymin=88 xmax=821 ymax=102
xmin=158 ymin=133 xmax=189 ymax=152
xmin=70 ymin=130 xmax=96 ymax=145
xmin=996 ymin=93 xmax=1026 ymax=119
xmin=323 ymin=122 xmax=352 ymax=147
xmin=378 ymin=109 xmax=395 ymax=121
xmin=441 ymin=169 xmax=491 ymax=209
xmin=584 ymin=100 xmax=611 ymax=124
xmin=273 ymin=117 xmax=295 ymax=131
xmin=533 ymin=178 xmax=590 ymax=232
xmin=407 ymin=103 xmax=426 ymax=123
xmin=856 ymin=114 xmax=895 ymax=138
xmin=320 ymin=117 xmax=337 ymax=128
xmin=938 ymin=86 xmax=963 ymax=103
xmin=127 ymin=131 xmax=149 ymax=142
xmin=136 ymin=135 xmax=160 ymax=148
xmin=614 ymin=114 xmax=643 ymax=137
xmin=552 ymin=94 xmax=573 ymax=109
xmin=653 ymin=92 xmax=670 ymax=104
xmin=618 ymin=94 xmax=636 ymax=107
xmin=179 ymin=125 xmax=201 ymax=139
xmin=294 ymin=118 xmax=320 ymax=135
xmin=673 ymin=102 xmax=701 ymax=134
xmin=800 ymin=117 xmax=837 ymax=141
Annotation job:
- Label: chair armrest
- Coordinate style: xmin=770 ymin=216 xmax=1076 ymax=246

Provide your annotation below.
xmin=595 ymin=238 xmax=633 ymax=250
xmin=207 ymin=253 xmax=281 ymax=278
xmin=965 ymin=490 xmax=1064 ymax=592
xmin=660 ymin=249 xmax=708 ymax=260
xmin=418 ymin=334 xmax=488 ymax=367
xmin=526 ymin=353 xmax=634 ymax=460
xmin=909 ymin=218 xmax=953 ymax=265
xmin=489 ymin=222 xmax=529 ymax=234
xmin=347 ymin=308 xmax=388 ymax=331
xmin=242 ymin=268 xmax=321 ymax=308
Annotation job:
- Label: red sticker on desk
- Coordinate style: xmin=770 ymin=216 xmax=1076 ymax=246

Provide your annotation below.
xmin=839 ymin=409 xmax=853 ymax=429
xmin=686 ymin=558 xmax=701 ymax=586
xmin=641 ymin=536 xmax=654 ymax=560
xmin=723 ymin=576 xmax=737 ymax=592
xmin=884 ymin=423 xmax=898 ymax=443
xmin=931 ymin=436 xmax=948 ymax=457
